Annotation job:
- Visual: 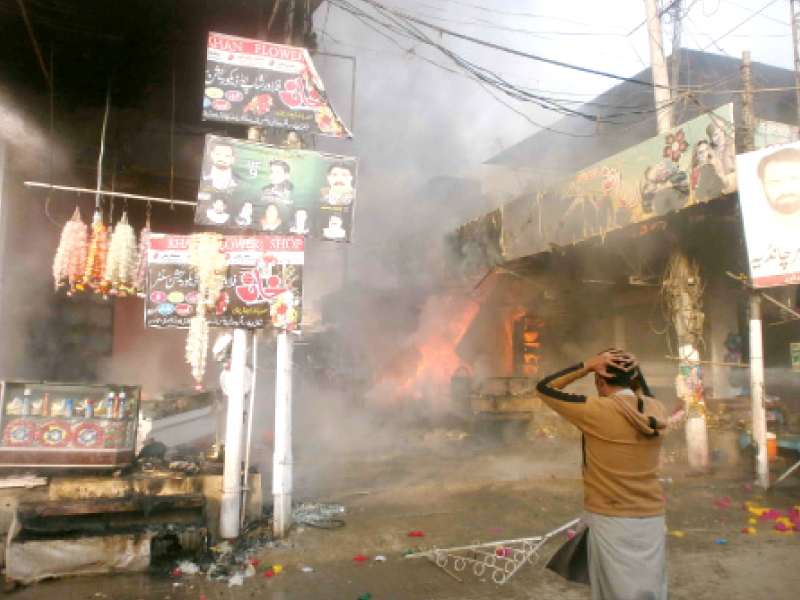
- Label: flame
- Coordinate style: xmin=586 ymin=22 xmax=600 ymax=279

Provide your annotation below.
xmin=367 ymin=291 xmax=479 ymax=408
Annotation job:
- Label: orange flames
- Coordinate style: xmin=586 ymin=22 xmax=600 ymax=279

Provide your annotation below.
xmin=366 ymin=292 xmax=479 ymax=409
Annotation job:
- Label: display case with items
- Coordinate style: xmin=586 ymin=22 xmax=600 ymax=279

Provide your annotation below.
xmin=0 ymin=381 xmax=140 ymax=469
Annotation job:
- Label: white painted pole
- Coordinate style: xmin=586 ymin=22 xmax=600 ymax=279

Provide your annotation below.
xmin=749 ymin=294 xmax=769 ymax=488
xmin=240 ymin=330 xmax=258 ymax=527
xmin=643 ymin=0 xmax=674 ymax=133
xmin=273 ymin=330 xmax=294 ymax=538
xmin=220 ymin=329 xmax=248 ymax=539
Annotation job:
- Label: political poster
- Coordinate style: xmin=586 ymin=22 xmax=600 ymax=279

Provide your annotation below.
xmin=196 ymin=134 xmax=357 ymax=242
xmin=203 ymin=32 xmax=351 ymax=138
xmin=737 ymin=141 xmax=800 ymax=288
xmin=146 ymin=234 xmax=304 ymax=330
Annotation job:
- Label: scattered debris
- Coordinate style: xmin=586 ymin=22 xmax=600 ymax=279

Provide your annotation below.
xmin=176 ymin=561 xmax=200 ymax=575
xmin=301 ymin=566 xmax=314 ymax=573
xmin=353 ymin=555 xmax=370 ymax=562
xmin=408 ymin=531 xmax=424 ymax=537
xmin=292 ymin=502 xmax=346 ymax=528
xmin=423 ymin=428 xmax=468 ymax=442
xmin=407 ymin=518 xmax=578 ymax=585
xmin=228 ymin=573 xmax=244 ymax=586
xmin=0 ymin=475 xmax=48 ymax=489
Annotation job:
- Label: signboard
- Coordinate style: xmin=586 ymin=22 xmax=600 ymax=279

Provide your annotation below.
xmin=203 ymin=32 xmax=351 ymax=138
xmin=791 ymin=342 xmax=800 ymax=372
xmin=737 ymin=142 xmax=800 ymax=288
xmin=448 ymin=105 xmax=737 ymax=269
xmin=146 ymin=234 xmax=304 ymax=330
xmin=196 ymin=135 xmax=357 ymax=243
xmin=755 ymin=120 xmax=800 ymax=150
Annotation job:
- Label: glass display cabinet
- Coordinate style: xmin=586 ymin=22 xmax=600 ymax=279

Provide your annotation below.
xmin=0 ymin=381 xmax=140 ymax=469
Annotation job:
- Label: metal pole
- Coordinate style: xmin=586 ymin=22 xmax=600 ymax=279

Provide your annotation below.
xmin=740 ymin=49 xmax=768 ymax=487
xmin=750 ymin=295 xmax=769 ymax=488
xmin=24 ymin=181 xmax=196 ymax=206
xmin=643 ymin=0 xmax=674 ymax=133
xmin=790 ymin=0 xmax=800 ymax=127
xmin=240 ymin=330 xmax=258 ymax=528
xmin=220 ymin=329 xmax=248 ymax=539
xmin=273 ymin=330 xmax=294 ymax=537
xmin=740 ymin=52 xmax=756 ymax=153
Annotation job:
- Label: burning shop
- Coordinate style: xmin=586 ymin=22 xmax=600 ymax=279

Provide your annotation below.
xmin=445 ymin=102 xmax=787 ymax=462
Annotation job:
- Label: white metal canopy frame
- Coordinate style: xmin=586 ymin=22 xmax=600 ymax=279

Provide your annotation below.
xmin=406 ymin=518 xmax=579 ymax=585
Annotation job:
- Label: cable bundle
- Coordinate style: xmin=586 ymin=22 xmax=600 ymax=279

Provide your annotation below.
xmin=104 ymin=213 xmax=138 ymax=296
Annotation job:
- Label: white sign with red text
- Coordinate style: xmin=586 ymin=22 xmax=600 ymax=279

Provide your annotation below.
xmin=203 ymin=32 xmax=351 ymax=138
xmin=146 ymin=234 xmax=304 ymax=330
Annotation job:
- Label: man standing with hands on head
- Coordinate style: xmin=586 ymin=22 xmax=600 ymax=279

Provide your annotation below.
xmin=536 ymin=349 xmax=668 ymax=600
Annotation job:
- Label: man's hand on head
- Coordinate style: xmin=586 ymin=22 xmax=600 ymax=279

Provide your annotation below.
xmin=584 ymin=350 xmax=638 ymax=378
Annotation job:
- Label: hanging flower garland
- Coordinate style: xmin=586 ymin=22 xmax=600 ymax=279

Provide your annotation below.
xmin=53 ymin=207 xmax=88 ymax=295
xmin=133 ymin=224 xmax=151 ymax=297
xmin=103 ymin=212 xmax=138 ymax=296
xmin=184 ymin=233 xmax=228 ymax=384
xmin=79 ymin=209 xmax=109 ymax=294
xmin=186 ymin=313 xmax=209 ymax=383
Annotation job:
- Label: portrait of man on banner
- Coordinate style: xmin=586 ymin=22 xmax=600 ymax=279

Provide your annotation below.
xmin=737 ymin=142 xmax=800 ymax=288
xmin=194 ymin=135 xmax=358 ymax=242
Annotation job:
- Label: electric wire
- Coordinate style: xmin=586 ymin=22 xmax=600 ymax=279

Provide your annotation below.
xmin=701 ymin=0 xmax=782 ymax=51
xmin=329 ymin=0 xmax=680 ymax=93
xmin=330 ymin=0 xmax=694 ymax=125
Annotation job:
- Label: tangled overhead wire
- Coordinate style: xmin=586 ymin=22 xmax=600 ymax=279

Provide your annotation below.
xmin=327 ymin=0 xmax=691 ymax=126
xmin=661 ymin=252 xmax=706 ymax=356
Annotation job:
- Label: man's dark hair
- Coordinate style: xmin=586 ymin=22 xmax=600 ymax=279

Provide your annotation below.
xmin=269 ymin=160 xmax=290 ymax=174
xmin=208 ymin=139 xmax=234 ymax=154
xmin=757 ymin=148 xmax=800 ymax=181
xmin=595 ymin=348 xmax=653 ymax=396
xmin=600 ymin=363 xmax=639 ymax=388
xmin=328 ymin=162 xmax=353 ymax=176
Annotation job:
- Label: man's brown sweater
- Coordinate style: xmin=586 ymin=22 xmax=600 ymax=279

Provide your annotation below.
xmin=536 ymin=363 xmax=667 ymax=517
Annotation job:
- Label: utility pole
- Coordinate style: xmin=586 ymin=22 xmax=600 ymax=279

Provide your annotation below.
xmin=791 ymin=1 xmax=800 ymax=127
xmin=643 ymin=0 xmax=674 ymax=133
xmin=220 ymin=329 xmax=248 ymax=539
xmin=272 ymin=330 xmax=294 ymax=537
xmin=644 ymin=0 xmax=708 ymax=470
xmin=741 ymin=50 xmax=769 ymax=488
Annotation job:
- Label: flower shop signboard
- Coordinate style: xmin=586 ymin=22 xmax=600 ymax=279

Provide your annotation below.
xmin=203 ymin=32 xmax=351 ymax=138
xmin=145 ymin=234 xmax=304 ymax=330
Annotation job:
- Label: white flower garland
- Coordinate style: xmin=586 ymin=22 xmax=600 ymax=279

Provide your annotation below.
xmin=104 ymin=213 xmax=138 ymax=295
xmin=184 ymin=233 xmax=228 ymax=384
xmin=133 ymin=226 xmax=151 ymax=297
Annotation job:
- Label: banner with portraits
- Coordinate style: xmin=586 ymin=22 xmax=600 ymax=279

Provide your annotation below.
xmin=196 ymin=134 xmax=358 ymax=243
xmin=146 ymin=234 xmax=304 ymax=330
xmin=203 ymin=32 xmax=351 ymax=138
xmin=737 ymin=141 xmax=800 ymax=288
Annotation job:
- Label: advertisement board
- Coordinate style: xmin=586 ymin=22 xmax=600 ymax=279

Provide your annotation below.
xmin=736 ymin=142 xmax=800 ymax=288
xmin=196 ymin=135 xmax=357 ymax=243
xmin=496 ymin=104 xmax=737 ymax=262
xmin=203 ymin=32 xmax=351 ymax=138
xmin=145 ymin=234 xmax=304 ymax=330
